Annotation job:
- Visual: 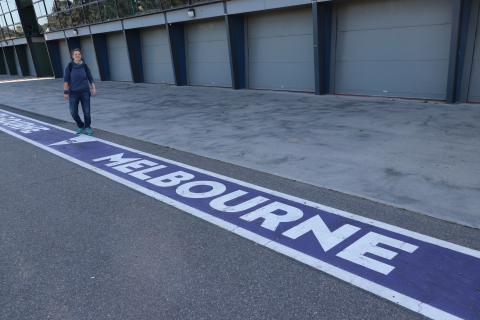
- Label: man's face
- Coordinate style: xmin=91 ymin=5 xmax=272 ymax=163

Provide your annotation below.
xmin=72 ymin=50 xmax=81 ymax=62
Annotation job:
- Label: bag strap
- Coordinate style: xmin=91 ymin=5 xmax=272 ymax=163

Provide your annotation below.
xmin=68 ymin=61 xmax=89 ymax=80
xmin=69 ymin=60 xmax=88 ymax=72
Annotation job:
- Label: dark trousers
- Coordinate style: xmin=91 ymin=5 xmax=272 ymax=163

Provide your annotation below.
xmin=69 ymin=91 xmax=91 ymax=128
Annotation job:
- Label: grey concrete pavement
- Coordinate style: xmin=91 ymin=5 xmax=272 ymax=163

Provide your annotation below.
xmin=0 ymin=76 xmax=479 ymax=228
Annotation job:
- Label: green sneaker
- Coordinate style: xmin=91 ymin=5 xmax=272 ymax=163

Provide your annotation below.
xmin=85 ymin=127 xmax=93 ymax=136
xmin=76 ymin=127 xmax=84 ymax=135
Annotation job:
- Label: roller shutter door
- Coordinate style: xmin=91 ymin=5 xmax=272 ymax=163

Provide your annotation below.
xmin=185 ymin=19 xmax=231 ymax=87
xmin=107 ymin=32 xmax=132 ymax=82
xmin=247 ymin=7 xmax=314 ymax=92
xmin=80 ymin=36 xmax=100 ymax=81
xmin=59 ymin=39 xmax=70 ymax=75
xmin=334 ymin=0 xmax=452 ymax=100
xmin=141 ymin=26 xmax=174 ymax=84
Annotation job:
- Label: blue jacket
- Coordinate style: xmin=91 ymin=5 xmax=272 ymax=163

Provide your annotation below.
xmin=64 ymin=61 xmax=94 ymax=94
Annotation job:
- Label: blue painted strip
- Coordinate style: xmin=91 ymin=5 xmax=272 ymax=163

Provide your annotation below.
xmin=0 ymin=109 xmax=479 ymax=320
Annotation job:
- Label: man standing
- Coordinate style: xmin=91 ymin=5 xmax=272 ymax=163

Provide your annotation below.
xmin=63 ymin=48 xmax=97 ymax=135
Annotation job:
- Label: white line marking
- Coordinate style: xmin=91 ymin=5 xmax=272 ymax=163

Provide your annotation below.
xmin=49 ymin=135 xmax=97 ymax=146
xmin=0 ymin=109 xmax=471 ymax=320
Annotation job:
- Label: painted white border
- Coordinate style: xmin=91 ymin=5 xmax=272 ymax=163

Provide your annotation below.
xmin=0 ymin=108 xmax=473 ymax=320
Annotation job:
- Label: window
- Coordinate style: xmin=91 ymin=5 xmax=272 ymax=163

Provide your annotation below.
xmin=34 ymin=2 xmax=47 ymax=17
xmin=47 ymin=13 xmax=61 ymax=31
xmin=11 ymin=9 xmax=20 ymax=24
xmin=55 ymin=0 xmax=70 ymax=11
xmin=13 ymin=23 xmax=23 ymax=37
xmin=33 ymin=2 xmax=42 ymax=16
xmin=31 ymin=0 xmax=219 ymax=34
xmin=2 ymin=29 xmax=10 ymax=39
xmin=135 ymin=0 xmax=162 ymax=14
xmin=70 ymin=6 xmax=85 ymax=26
xmin=44 ymin=0 xmax=57 ymax=14
xmin=34 ymin=0 xmax=55 ymax=34
xmin=116 ymin=0 xmax=133 ymax=18
xmin=0 ymin=14 xmax=8 ymax=39
xmin=4 ymin=12 xmax=12 ymax=25
xmin=0 ymin=1 xmax=9 ymax=12
xmin=6 ymin=0 xmax=16 ymax=10
xmin=37 ymin=16 xmax=48 ymax=32
xmin=98 ymin=0 xmax=117 ymax=21
xmin=57 ymin=9 xmax=72 ymax=27
xmin=167 ymin=0 xmax=188 ymax=9
xmin=83 ymin=2 xmax=101 ymax=24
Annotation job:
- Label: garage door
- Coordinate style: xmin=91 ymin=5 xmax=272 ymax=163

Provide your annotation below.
xmin=107 ymin=32 xmax=132 ymax=82
xmin=59 ymin=39 xmax=70 ymax=75
xmin=247 ymin=7 xmax=314 ymax=92
xmin=141 ymin=26 xmax=174 ymax=84
xmin=335 ymin=0 xmax=452 ymax=100
xmin=185 ymin=19 xmax=231 ymax=87
xmin=80 ymin=36 xmax=100 ymax=81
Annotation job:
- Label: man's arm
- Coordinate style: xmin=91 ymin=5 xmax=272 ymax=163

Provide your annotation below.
xmin=85 ymin=65 xmax=96 ymax=96
xmin=90 ymin=82 xmax=96 ymax=96
xmin=63 ymin=64 xmax=70 ymax=100
xmin=63 ymin=82 xmax=70 ymax=100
